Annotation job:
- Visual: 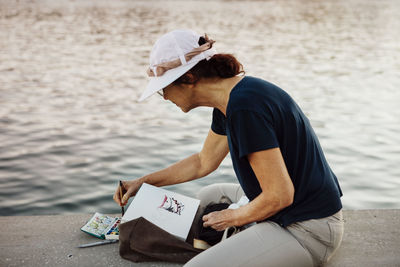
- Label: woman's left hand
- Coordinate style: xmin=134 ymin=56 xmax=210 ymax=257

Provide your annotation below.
xmin=202 ymin=209 xmax=237 ymax=231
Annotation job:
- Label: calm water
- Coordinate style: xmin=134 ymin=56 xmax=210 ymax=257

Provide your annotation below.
xmin=1 ymin=0 xmax=399 ymax=216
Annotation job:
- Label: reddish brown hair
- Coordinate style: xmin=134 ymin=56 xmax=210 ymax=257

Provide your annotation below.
xmin=174 ymin=37 xmax=244 ymax=85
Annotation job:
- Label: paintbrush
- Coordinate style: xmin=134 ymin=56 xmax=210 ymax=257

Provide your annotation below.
xmin=119 ymin=180 xmax=125 ymax=216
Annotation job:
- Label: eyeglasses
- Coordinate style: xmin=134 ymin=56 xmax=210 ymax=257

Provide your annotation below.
xmin=157 ymin=89 xmax=165 ymax=97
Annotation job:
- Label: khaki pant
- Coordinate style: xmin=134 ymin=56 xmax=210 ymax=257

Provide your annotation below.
xmin=185 ymin=183 xmax=344 ymax=267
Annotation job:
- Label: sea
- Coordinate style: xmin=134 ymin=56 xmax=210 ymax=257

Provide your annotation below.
xmin=0 ymin=0 xmax=399 ymax=216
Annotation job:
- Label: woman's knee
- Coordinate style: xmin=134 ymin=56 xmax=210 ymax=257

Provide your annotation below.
xmin=196 ymin=183 xmax=243 ymax=206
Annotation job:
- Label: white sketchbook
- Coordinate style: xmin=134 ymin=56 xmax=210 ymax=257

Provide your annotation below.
xmin=121 ymin=183 xmax=200 ymax=240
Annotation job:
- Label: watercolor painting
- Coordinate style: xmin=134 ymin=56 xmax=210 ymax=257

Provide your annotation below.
xmin=158 ymin=194 xmax=185 ymax=215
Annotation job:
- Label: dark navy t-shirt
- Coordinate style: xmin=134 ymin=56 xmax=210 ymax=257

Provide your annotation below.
xmin=211 ymin=76 xmax=342 ymax=227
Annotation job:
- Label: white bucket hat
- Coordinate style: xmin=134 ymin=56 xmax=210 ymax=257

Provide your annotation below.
xmin=138 ymin=29 xmax=217 ymax=102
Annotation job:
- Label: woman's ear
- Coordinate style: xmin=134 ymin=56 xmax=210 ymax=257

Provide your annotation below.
xmin=176 ymin=71 xmax=197 ymax=84
xmin=185 ymin=83 xmax=195 ymax=89
xmin=176 ymin=82 xmax=195 ymax=91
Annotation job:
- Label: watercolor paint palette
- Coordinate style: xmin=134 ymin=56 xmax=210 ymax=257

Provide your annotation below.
xmin=104 ymin=218 xmax=120 ymax=240
xmin=81 ymin=212 xmax=120 ymax=240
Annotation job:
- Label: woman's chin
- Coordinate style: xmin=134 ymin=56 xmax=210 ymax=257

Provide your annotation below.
xmin=180 ymin=106 xmax=190 ymax=113
xmin=180 ymin=104 xmax=197 ymax=113
xmin=172 ymin=102 xmax=195 ymax=113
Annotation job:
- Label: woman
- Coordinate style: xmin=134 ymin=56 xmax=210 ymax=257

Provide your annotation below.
xmin=114 ymin=29 xmax=344 ymax=267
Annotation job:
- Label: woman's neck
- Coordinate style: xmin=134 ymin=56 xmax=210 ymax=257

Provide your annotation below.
xmin=193 ymin=75 xmax=244 ymax=116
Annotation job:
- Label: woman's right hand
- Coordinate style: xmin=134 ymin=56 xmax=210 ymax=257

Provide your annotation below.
xmin=113 ymin=178 xmax=144 ymax=206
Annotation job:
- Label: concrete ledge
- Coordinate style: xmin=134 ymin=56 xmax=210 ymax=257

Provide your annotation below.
xmin=0 ymin=210 xmax=399 ymax=267
xmin=326 ymin=209 xmax=400 ymax=267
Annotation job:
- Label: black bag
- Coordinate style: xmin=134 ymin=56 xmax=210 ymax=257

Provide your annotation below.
xmin=119 ymin=206 xmax=204 ymax=263
xmin=119 ymin=203 xmax=236 ymax=263
xmin=197 ymin=203 xmax=230 ymax=246
xmin=119 ymin=217 xmax=203 ymax=263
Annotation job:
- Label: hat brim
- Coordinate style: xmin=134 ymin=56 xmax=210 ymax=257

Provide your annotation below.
xmin=138 ymin=60 xmax=198 ymax=102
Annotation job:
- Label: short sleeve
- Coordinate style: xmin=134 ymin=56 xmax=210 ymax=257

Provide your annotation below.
xmin=228 ymin=110 xmax=279 ymax=158
xmin=211 ymin=108 xmax=227 ymax=135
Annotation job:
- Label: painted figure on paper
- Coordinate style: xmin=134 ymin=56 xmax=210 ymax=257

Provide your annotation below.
xmin=158 ymin=194 xmax=184 ymax=215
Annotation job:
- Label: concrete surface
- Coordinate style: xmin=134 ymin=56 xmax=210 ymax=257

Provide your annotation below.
xmin=0 ymin=210 xmax=399 ymax=267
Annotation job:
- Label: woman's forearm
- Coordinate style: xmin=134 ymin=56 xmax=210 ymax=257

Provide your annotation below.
xmin=234 ymin=191 xmax=292 ymax=226
xmin=137 ymin=130 xmax=228 ymax=188
xmin=202 ymin=190 xmax=292 ymax=231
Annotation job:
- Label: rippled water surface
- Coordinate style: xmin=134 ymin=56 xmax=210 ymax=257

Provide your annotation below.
xmin=1 ymin=0 xmax=399 ymax=215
